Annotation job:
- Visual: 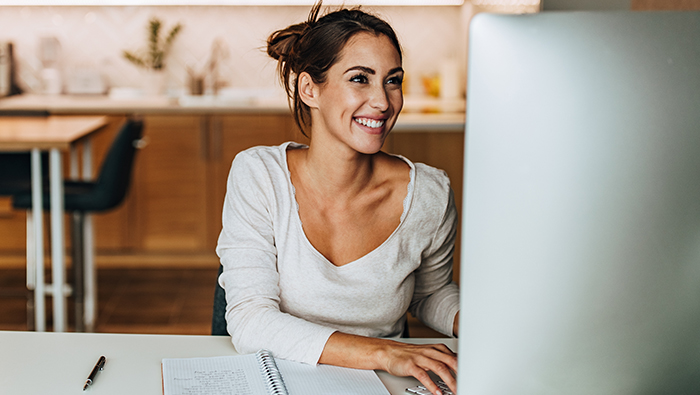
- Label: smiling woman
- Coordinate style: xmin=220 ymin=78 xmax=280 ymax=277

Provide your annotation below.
xmin=216 ymin=3 xmax=460 ymax=395
xmin=297 ymin=32 xmax=403 ymax=155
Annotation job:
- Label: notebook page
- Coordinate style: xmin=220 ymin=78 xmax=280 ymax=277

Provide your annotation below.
xmin=162 ymin=355 xmax=269 ymax=395
xmin=275 ymin=358 xmax=391 ymax=395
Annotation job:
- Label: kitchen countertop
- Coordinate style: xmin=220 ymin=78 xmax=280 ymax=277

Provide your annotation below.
xmin=0 ymin=93 xmax=465 ymax=132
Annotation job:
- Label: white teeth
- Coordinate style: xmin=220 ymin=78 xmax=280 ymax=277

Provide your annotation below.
xmin=354 ymin=117 xmax=384 ymax=128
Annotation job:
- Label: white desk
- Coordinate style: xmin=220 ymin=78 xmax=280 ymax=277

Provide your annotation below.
xmin=0 ymin=331 xmax=456 ymax=395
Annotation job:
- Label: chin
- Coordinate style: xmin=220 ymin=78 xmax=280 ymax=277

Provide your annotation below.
xmin=354 ymin=138 xmax=387 ymax=155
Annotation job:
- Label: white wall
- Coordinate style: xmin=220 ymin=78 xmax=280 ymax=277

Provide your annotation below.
xmin=0 ymin=5 xmax=469 ymax=95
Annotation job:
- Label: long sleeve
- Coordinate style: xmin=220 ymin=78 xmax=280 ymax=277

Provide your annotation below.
xmin=408 ymin=177 xmax=460 ymax=337
xmin=216 ymin=148 xmax=335 ymax=365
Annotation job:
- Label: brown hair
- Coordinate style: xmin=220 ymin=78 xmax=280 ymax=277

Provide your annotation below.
xmin=267 ymin=2 xmax=402 ymax=136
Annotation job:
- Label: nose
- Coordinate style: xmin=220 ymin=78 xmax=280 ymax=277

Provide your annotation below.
xmin=369 ymin=84 xmax=390 ymax=112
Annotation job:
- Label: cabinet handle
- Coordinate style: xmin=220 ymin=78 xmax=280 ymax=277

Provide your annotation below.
xmin=200 ymin=116 xmax=210 ymax=161
xmin=210 ymin=116 xmax=222 ymax=161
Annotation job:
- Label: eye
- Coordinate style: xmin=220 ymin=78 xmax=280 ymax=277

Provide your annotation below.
xmin=349 ymin=73 xmax=369 ymax=84
xmin=386 ymin=75 xmax=403 ymax=86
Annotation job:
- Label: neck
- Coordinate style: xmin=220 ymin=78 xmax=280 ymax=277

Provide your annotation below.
xmin=298 ymin=139 xmax=378 ymax=199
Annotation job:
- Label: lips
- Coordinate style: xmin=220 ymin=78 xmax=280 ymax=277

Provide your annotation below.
xmin=354 ymin=117 xmax=385 ymax=129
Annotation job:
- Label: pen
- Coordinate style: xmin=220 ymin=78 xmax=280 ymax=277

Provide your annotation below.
xmin=83 ymin=356 xmax=106 ymax=391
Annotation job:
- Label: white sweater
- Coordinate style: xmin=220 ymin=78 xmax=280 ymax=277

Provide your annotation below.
xmin=216 ymin=142 xmax=460 ymax=365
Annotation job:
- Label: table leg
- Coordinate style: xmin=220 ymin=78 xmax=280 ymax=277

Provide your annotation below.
xmin=49 ymin=148 xmax=66 ymax=332
xmin=70 ymin=213 xmax=84 ymax=332
xmin=81 ymin=140 xmax=96 ymax=332
xmin=69 ymin=145 xmax=84 ymax=332
xmin=84 ymin=214 xmax=95 ymax=331
xmin=30 ymin=149 xmax=45 ymax=332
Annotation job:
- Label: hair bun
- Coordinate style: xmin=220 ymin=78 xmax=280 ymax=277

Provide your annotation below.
xmin=267 ymin=22 xmax=309 ymax=62
xmin=267 ymin=1 xmax=320 ymax=62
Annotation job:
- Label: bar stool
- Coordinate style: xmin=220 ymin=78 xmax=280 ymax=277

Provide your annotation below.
xmin=12 ymin=118 xmax=144 ymax=331
xmin=0 ymin=110 xmax=50 ymax=330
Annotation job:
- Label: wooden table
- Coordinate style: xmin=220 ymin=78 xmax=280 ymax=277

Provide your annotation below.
xmin=0 ymin=331 xmax=456 ymax=394
xmin=0 ymin=115 xmax=108 ymax=332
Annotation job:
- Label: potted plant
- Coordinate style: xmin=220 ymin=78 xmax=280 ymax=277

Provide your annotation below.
xmin=123 ymin=17 xmax=182 ymax=95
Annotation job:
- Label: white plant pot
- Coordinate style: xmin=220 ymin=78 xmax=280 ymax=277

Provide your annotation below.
xmin=143 ymin=70 xmax=165 ymax=97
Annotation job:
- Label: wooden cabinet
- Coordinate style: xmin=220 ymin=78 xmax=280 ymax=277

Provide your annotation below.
xmin=0 ymin=113 xmax=463 ymax=277
xmin=132 ymin=116 xmax=209 ymax=251
xmin=91 ymin=114 xmax=302 ymax=255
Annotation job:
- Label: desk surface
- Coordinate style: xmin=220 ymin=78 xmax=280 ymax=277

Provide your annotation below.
xmin=0 ymin=115 xmax=108 ymax=151
xmin=0 ymin=331 xmax=456 ymax=395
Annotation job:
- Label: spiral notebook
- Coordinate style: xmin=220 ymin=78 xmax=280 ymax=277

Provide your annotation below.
xmin=162 ymin=350 xmax=391 ymax=395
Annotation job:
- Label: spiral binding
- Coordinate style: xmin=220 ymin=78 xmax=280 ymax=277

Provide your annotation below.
xmin=256 ymin=350 xmax=289 ymax=395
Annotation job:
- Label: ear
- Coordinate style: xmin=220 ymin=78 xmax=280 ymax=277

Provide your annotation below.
xmin=298 ymin=72 xmax=319 ymax=109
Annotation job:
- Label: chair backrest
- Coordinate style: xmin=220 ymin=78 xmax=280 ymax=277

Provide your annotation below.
xmin=86 ymin=118 xmax=143 ymax=211
xmin=0 ymin=153 xmax=48 ymax=195
xmin=0 ymin=110 xmax=51 ymax=195
xmin=211 ymin=264 xmax=228 ymax=336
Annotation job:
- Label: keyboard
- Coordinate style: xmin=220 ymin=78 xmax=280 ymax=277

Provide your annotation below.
xmin=405 ymin=380 xmax=454 ymax=395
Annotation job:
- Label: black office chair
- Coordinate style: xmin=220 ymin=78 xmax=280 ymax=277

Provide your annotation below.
xmin=0 ymin=153 xmax=48 ymax=195
xmin=0 ymin=110 xmax=50 ymax=196
xmin=12 ymin=118 xmax=145 ymax=331
xmin=0 ymin=110 xmax=50 ymax=330
xmin=212 ymin=264 xmax=228 ymax=335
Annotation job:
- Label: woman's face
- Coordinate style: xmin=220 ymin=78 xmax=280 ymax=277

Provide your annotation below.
xmin=309 ymin=32 xmax=404 ymax=155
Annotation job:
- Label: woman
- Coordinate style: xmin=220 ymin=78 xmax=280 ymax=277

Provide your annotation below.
xmin=216 ymin=3 xmax=459 ymax=394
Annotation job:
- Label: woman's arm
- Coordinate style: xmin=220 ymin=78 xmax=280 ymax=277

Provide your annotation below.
xmin=217 ymin=149 xmax=336 ymax=364
xmin=410 ymin=187 xmax=460 ymax=337
xmin=319 ymin=332 xmax=457 ymax=395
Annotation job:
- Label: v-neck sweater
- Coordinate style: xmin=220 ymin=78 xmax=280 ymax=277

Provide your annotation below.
xmin=216 ymin=142 xmax=459 ymax=365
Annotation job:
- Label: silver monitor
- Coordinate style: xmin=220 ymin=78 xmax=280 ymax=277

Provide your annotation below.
xmin=459 ymin=11 xmax=700 ymax=394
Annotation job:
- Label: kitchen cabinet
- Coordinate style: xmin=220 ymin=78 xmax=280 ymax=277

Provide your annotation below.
xmin=133 ymin=115 xmax=209 ymax=251
xmin=0 ymin=109 xmax=463 ymax=279
xmin=96 ymin=115 xmax=464 ymax=275
xmin=93 ymin=113 xmax=302 ymax=254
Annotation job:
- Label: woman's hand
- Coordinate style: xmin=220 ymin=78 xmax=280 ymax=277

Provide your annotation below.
xmin=379 ymin=341 xmax=457 ymax=395
xmin=319 ymin=332 xmax=457 ymax=395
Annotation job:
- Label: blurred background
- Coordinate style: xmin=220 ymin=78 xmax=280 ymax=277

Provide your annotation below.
xmin=0 ymin=0 xmax=692 ymax=336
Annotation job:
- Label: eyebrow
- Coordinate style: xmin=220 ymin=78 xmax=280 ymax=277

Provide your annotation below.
xmin=345 ymin=66 xmax=404 ymax=75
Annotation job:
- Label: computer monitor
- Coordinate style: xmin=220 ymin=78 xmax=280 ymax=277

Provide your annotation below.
xmin=459 ymin=11 xmax=700 ymax=394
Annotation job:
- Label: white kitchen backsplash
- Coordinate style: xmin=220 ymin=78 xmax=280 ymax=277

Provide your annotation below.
xmin=0 ymin=5 xmax=470 ymax=96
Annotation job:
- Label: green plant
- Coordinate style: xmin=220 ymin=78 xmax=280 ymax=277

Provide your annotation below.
xmin=123 ymin=18 xmax=182 ymax=70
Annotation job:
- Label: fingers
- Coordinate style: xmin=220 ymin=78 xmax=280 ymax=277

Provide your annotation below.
xmin=411 ymin=368 xmax=444 ymax=395
xmin=433 ymin=365 xmax=457 ymax=395
xmin=413 ymin=351 xmax=457 ymax=395
xmin=396 ymin=345 xmax=456 ymax=395
xmin=420 ymin=344 xmax=458 ymax=374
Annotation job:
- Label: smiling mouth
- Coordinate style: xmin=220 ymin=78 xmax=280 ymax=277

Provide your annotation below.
xmin=354 ymin=117 xmax=385 ymax=129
